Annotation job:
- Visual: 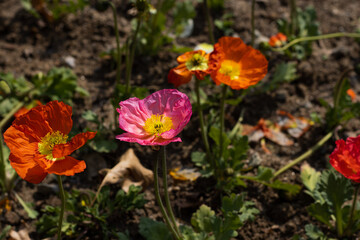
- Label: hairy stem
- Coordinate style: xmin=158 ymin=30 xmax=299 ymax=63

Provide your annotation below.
xmin=154 ymin=150 xmax=181 ymax=240
xmin=271 ymin=131 xmax=333 ymax=180
xmin=203 ymin=0 xmax=215 ymax=44
xmin=161 ymin=146 xmax=182 ymax=238
xmin=57 ymin=175 xmax=66 ymax=240
xmin=271 ymin=32 xmax=360 ymax=52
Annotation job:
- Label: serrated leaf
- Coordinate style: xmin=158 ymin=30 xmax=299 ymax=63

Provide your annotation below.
xmin=191 ymin=205 xmax=216 ymax=232
xmin=307 ymin=203 xmax=332 ymax=228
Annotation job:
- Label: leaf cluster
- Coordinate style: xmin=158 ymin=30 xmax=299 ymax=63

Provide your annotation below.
xmin=277 ymin=6 xmax=320 ymax=59
xmin=301 ymin=167 xmax=360 ymax=237
xmin=36 ymin=185 xmax=147 ymax=239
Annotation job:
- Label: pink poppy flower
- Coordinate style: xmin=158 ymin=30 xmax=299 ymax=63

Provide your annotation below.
xmin=116 ymin=89 xmax=192 ymax=145
xmin=329 ymin=135 xmax=360 ymax=182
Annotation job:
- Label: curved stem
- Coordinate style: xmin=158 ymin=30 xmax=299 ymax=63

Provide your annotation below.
xmin=344 ymin=185 xmax=359 ymax=236
xmin=271 ymin=131 xmax=333 ymax=181
xmin=109 ymin=1 xmax=122 ymax=86
xmin=250 ymin=0 xmax=255 ymax=46
xmin=271 ymin=32 xmax=360 ymax=52
xmin=195 ymin=78 xmax=213 ymax=166
xmin=125 ymin=16 xmax=142 ymax=97
xmin=203 ymin=0 xmax=215 ymax=44
xmin=161 ymin=146 xmax=182 ymax=238
xmin=56 ymin=175 xmax=66 ymax=240
xmin=219 ymin=84 xmax=228 ymax=159
xmin=153 ymin=151 xmax=181 ymax=240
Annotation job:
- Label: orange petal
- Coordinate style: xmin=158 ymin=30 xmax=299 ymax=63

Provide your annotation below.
xmin=3 ymin=126 xmax=39 ymax=159
xmin=45 ymin=156 xmax=86 ymax=176
xmin=168 ymin=64 xmax=193 ymax=88
xmin=52 ymin=131 xmax=97 ymax=158
xmin=211 ymin=36 xmax=268 ymax=90
xmin=177 ymin=50 xmax=206 ymax=63
xmin=9 ymin=154 xmax=47 ymax=184
xmin=44 ymin=101 xmax=73 ymax=134
xmin=11 ymin=107 xmax=52 ymax=139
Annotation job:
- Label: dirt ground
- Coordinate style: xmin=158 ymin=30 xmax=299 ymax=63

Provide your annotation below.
xmin=1 ymin=0 xmax=360 ymax=239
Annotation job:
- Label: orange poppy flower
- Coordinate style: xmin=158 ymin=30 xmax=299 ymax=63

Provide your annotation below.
xmin=347 ymin=88 xmax=356 ymax=102
xmin=4 ymin=101 xmax=96 ymax=184
xmin=269 ymin=33 xmax=287 ymax=47
xmin=168 ymin=50 xmax=214 ymax=87
xmin=209 ymin=36 xmax=268 ymax=90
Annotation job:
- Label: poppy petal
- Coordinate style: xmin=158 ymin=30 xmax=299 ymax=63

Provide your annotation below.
xmin=168 ymin=65 xmax=193 ymax=88
xmin=9 ymin=154 xmax=47 ymax=184
xmin=4 ymin=126 xmax=38 ymax=159
xmin=44 ymin=101 xmax=73 ymax=134
xmin=52 ymin=132 xmax=97 ymax=158
xmin=45 ymin=156 xmax=86 ymax=176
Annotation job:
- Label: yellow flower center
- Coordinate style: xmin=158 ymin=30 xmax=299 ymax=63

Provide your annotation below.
xmin=38 ymin=131 xmax=68 ymax=161
xmin=144 ymin=114 xmax=173 ymax=136
xmin=219 ymin=60 xmax=240 ymax=80
xmin=185 ymin=53 xmax=208 ymax=71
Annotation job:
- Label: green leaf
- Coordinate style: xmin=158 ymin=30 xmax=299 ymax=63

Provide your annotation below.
xmin=300 ymin=163 xmax=321 ymax=195
xmin=0 ymin=225 xmax=11 ymax=240
xmin=15 ymin=192 xmax=38 ymax=219
xmin=255 ymin=166 xmax=274 ymax=182
xmin=115 ymin=185 xmax=147 ymax=212
xmin=180 ymin=225 xmax=210 ymax=240
xmin=264 ymin=62 xmax=298 ymax=91
xmin=191 ymin=205 xmax=216 ymax=233
xmin=304 ymin=224 xmax=329 ymax=240
xmin=267 ymin=180 xmax=301 ymax=196
xmin=307 ymin=203 xmax=332 ymax=228
xmin=87 ymin=139 xmax=117 ymax=153
xmin=139 ymin=217 xmax=172 ymax=240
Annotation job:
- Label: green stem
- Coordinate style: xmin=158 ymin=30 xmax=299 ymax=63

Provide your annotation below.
xmin=335 ymin=203 xmax=343 ymax=237
xmin=109 ymin=2 xmax=122 ymax=86
xmin=250 ymin=0 xmax=255 ymax=46
xmin=271 ymin=131 xmax=333 ymax=180
xmin=125 ymin=16 xmax=142 ymax=97
xmin=56 ymin=175 xmax=66 ymax=240
xmin=195 ymin=78 xmax=213 ymax=165
xmin=271 ymin=32 xmax=360 ymax=52
xmin=161 ymin=146 xmax=182 ymax=238
xmin=153 ymin=151 xmax=181 ymax=240
xmin=0 ymin=128 xmax=6 ymax=191
xmin=289 ymin=0 xmax=297 ymax=35
xmin=0 ymin=102 xmax=25 ymax=130
xmin=344 ymin=185 xmax=359 ymax=236
xmin=219 ymin=84 xmax=228 ymax=159
xmin=203 ymin=0 xmax=215 ymax=44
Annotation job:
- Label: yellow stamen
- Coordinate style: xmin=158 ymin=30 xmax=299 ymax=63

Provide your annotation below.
xmin=185 ymin=53 xmax=208 ymax=71
xmin=38 ymin=131 xmax=68 ymax=161
xmin=219 ymin=60 xmax=240 ymax=80
xmin=144 ymin=115 xmax=173 ymax=136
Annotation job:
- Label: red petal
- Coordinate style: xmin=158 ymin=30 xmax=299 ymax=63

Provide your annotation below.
xmin=52 ymin=132 xmax=97 ymax=158
xmin=9 ymin=154 xmax=47 ymax=184
xmin=44 ymin=101 xmax=73 ymax=134
xmin=45 ymin=156 xmax=86 ymax=176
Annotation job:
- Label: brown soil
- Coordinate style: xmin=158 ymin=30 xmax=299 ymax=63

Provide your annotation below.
xmin=1 ymin=0 xmax=360 ymax=239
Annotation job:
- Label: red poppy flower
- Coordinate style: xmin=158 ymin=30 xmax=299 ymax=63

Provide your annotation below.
xmin=168 ymin=50 xmax=215 ymax=87
xmin=4 ymin=101 xmax=96 ymax=184
xmin=329 ymin=135 xmax=360 ymax=182
xmin=209 ymin=36 xmax=268 ymax=90
xmin=269 ymin=33 xmax=287 ymax=47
